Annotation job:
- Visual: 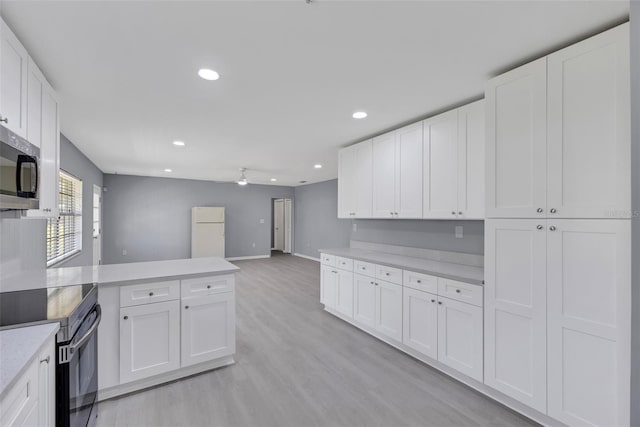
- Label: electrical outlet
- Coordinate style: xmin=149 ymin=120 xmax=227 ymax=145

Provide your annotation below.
xmin=352 ymin=223 xmax=357 ymax=232
xmin=455 ymin=226 xmax=463 ymax=239
xmin=259 ymin=219 xmax=265 ymax=224
xmin=122 ymin=249 xmax=127 ymax=256
xmin=252 ymin=242 xmax=256 ymax=248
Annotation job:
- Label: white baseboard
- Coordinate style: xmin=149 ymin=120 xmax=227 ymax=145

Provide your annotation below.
xmin=293 ymin=253 xmax=320 ymax=262
xmin=226 ymin=254 xmax=271 ymax=261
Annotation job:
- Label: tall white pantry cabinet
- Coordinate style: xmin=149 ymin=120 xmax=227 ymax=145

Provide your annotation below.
xmin=484 ymin=23 xmax=631 ymax=427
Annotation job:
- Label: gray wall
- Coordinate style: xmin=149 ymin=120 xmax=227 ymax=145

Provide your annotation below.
xmin=102 ymin=174 xmax=294 ymax=264
xmin=293 ymin=179 xmax=351 ymax=259
xmin=57 ymin=134 xmax=104 ymax=267
xmin=630 ymin=2 xmax=639 ymax=424
xmin=352 ymin=219 xmax=484 ymax=255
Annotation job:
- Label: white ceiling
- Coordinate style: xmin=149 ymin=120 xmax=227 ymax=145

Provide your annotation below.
xmin=0 ymin=0 xmax=629 ymax=186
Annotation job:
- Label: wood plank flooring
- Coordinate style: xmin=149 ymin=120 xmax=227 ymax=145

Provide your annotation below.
xmin=96 ymin=255 xmax=538 ymax=427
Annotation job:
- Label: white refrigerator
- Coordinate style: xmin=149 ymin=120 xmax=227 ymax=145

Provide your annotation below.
xmin=191 ymin=207 xmax=225 ymax=258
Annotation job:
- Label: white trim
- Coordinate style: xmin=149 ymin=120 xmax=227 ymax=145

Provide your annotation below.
xmin=293 ymin=253 xmax=320 ymax=262
xmin=225 ymin=255 xmax=271 ymax=261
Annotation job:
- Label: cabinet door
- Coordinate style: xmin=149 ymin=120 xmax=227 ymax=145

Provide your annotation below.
xmin=423 ymin=110 xmax=459 ymax=219
xmin=337 ymin=145 xmax=357 ymax=218
xmin=0 ymin=19 xmax=28 ymax=138
xmin=120 ymin=300 xmax=180 ymax=384
xmin=437 ymin=297 xmax=483 ymax=382
xmin=547 ymin=220 xmax=630 ymax=426
xmin=335 ymin=269 xmax=354 ymax=318
xmin=26 ymin=58 xmax=43 ymax=148
xmin=402 ymin=287 xmax=438 ymax=359
xmin=484 ymin=219 xmax=547 ymax=412
xmin=485 ymin=58 xmax=547 ymax=219
xmin=353 ymin=140 xmax=373 ymax=217
xmin=181 ymin=292 xmax=235 ymax=367
xmin=375 ymin=279 xmax=402 ymax=342
xmin=354 ymin=274 xmax=376 ymax=328
xmin=547 ymin=24 xmax=630 ymax=219
xmin=372 ymin=131 xmax=397 ymax=218
xmin=396 ymin=123 xmax=422 ymax=218
xmin=37 ymin=340 xmax=55 ymax=427
xmin=320 ymin=265 xmax=337 ymax=309
xmin=457 ymin=100 xmax=485 ymax=219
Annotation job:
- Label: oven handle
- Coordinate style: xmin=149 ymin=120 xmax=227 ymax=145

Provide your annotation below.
xmin=69 ymin=304 xmax=101 ymax=354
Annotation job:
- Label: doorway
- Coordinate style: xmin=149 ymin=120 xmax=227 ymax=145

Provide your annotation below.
xmin=92 ymin=185 xmax=102 ymax=265
xmin=272 ymin=198 xmax=292 ymax=255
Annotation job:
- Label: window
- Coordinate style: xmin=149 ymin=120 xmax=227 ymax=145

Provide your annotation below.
xmin=46 ymin=171 xmax=82 ymax=266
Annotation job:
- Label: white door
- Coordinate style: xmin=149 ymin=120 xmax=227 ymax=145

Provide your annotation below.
xmin=375 ymin=280 xmax=402 ymax=342
xmin=484 ymin=219 xmax=547 ymax=412
xmin=335 ymin=269 xmax=354 ymax=318
xmin=353 ymin=140 xmax=373 ymax=217
xmin=338 ymin=145 xmax=357 ymax=218
xmin=120 ymin=300 xmax=180 ymax=384
xmin=457 ymin=100 xmax=485 ymax=219
xmin=547 ymin=24 xmax=630 ymax=219
xmin=437 ymin=297 xmax=483 ymax=382
xmin=423 ymin=110 xmax=459 ymax=219
xmin=320 ymin=265 xmax=338 ymax=309
xmin=354 ymin=274 xmax=376 ymax=328
xmin=92 ymin=185 xmax=102 ymax=265
xmin=485 ymin=58 xmax=547 ymax=219
xmin=283 ymin=199 xmax=292 ymax=253
xmin=396 ymin=122 xmax=423 ymax=218
xmin=372 ymin=131 xmax=397 ymax=218
xmin=0 ymin=19 xmax=28 ymax=137
xmin=273 ymin=199 xmax=284 ymax=251
xmin=402 ymin=287 xmax=438 ymax=359
xmin=181 ymin=292 xmax=235 ymax=367
xmin=547 ymin=219 xmax=631 ymax=427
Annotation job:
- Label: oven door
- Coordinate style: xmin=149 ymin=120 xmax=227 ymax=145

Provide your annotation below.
xmin=57 ymin=304 xmax=101 ymax=427
xmin=0 ymin=127 xmax=39 ymax=209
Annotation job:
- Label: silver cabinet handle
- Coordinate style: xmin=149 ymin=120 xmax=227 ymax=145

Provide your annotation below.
xmin=537 ymin=208 xmax=544 ymax=213
xmin=550 ymin=208 xmax=557 ymax=214
xmin=0 ymin=116 xmax=7 ymax=123
xmin=537 ymin=225 xmax=543 ymax=230
xmin=40 ymin=356 xmax=50 ymax=364
xmin=549 ymin=226 xmax=557 ymax=231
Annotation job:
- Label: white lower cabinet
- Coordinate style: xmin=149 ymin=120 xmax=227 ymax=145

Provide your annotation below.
xmin=181 ymin=292 xmax=235 ymax=367
xmin=353 ymin=273 xmax=376 ymax=328
xmin=402 ymin=287 xmax=438 ymax=359
xmin=334 ymin=269 xmax=354 ymax=318
xmin=375 ymin=280 xmax=403 ymax=342
xmin=120 ymin=300 xmax=181 ymax=384
xmin=320 ymin=265 xmax=338 ymax=309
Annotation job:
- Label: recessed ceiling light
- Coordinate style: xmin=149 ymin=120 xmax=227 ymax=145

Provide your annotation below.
xmin=314 ymin=164 xmax=322 ymax=169
xmin=352 ymin=111 xmax=368 ymax=119
xmin=172 ymin=141 xmax=185 ymax=147
xmin=164 ymin=168 xmax=172 ymax=172
xmin=198 ymin=68 xmax=220 ymax=81
xmin=270 ymin=178 xmax=277 ymax=182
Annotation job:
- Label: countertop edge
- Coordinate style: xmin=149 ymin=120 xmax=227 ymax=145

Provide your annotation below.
xmin=0 ymin=322 xmax=60 ymax=401
xmin=97 ymin=267 xmax=240 ymax=287
xmin=319 ymin=248 xmax=484 ymax=286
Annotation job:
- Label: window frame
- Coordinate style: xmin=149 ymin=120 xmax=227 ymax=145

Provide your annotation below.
xmin=46 ymin=170 xmax=83 ymax=267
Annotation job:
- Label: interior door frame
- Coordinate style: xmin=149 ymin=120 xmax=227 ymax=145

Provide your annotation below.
xmin=271 ymin=197 xmax=294 ymax=254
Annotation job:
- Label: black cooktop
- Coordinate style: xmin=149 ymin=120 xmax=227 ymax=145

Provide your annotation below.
xmin=0 ymin=283 xmax=96 ymax=329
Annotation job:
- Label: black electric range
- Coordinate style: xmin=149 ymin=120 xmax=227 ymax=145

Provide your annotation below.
xmin=0 ymin=284 xmax=100 ymax=427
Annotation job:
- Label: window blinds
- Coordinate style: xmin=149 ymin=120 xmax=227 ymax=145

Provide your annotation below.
xmin=46 ymin=170 xmax=82 ymax=266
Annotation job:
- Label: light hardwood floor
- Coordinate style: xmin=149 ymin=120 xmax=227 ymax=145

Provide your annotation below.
xmin=96 ymin=255 xmax=538 ymax=427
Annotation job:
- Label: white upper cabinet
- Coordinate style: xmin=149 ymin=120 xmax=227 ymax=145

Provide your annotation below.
xmin=396 ymin=122 xmax=423 ymax=218
xmin=546 ymin=219 xmax=630 ymax=426
xmin=372 ymin=131 xmax=397 ymax=218
xmin=26 ymin=59 xmax=43 ymax=148
xmin=485 ymin=58 xmax=547 ymax=219
xmin=547 ymin=24 xmax=630 ymax=219
xmin=423 ymin=110 xmax=459 ymax=219
xmin=457 ymin=100 xmax=485 ymax=219
xmin=339 ymin=140 xmax=373 ymax=218
xmin=0 ymin=19 xmax=28 ymax=138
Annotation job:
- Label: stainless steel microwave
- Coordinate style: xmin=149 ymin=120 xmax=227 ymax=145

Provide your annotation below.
xmin=0 ymin=125 xmax=39 ymax=210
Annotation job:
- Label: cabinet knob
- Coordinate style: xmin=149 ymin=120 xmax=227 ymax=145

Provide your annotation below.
xmin=0 ymin=116 xmax=7 ymax=124
xmin=394 ymin=212 xmax=399 ymax=216
xmin=451 ymin=211 xmax=456 ymax=215
xmin=537 ymin=208 xmax=544 ymax=213
xmin=123 ymin=316 xmax=128 ymax=320
xmin=431 ymin=299 xmax=436 ymax=303
xmin=149 ymin=292 xmax=154 ymax=296
xmin=390 ymin=212 xmax=394 ymax=216
xmin=185 ymin=305 xmax=189 ymax=310
xmin=458 ymin=212 xmax=462 ymax=215
xmin=370 ymin=281 xmax=374 ymax=285
xmin=536 ymin=224 xmax=543 ymax=230
xmin=438 ymin=301 xmax=443 ymax=305
xmin=549 ymin=226 xmax=557 ymax=231
xmin=374 ymin=282 xmax=379 ymax=286
xmin=416 ymin=280 xmax=421 ymax=284
xmin=550 ymin=208 xmax=557 ymax=214
xmin=207 ymin=285 xmax=211 ymax=289
xmin=455 ymin=289 xmax=461 ymax=293
xmin=385 ymin=273 xmax=390 ymax=276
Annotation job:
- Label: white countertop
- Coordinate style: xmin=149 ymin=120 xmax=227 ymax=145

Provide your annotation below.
xmin=0 ymin=257 xmax=240 ymax=293
xmin=0 ymin=323 xmax=59 ymax=400
xmin=319 ymin=248 xmax=484 ymax=285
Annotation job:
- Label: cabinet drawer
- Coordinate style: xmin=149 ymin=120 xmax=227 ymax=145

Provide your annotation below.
xmin=375 ymin=264 xmax=403 ymax=285
xmin=0 ymin=355 xmax=38 ymax=427
xmin=320 ymin=253 xmax=336 ymax=267
xmin=181 ymin=275 xmax=234 ymax=298
xmin=335 ymin=256 xmax=353 ymax=271
xmin=437 ymin=278 xmax=483 ymax=307
xmin=403 ymin=270 xmax=438 ymax=294
xmin=354 ymin=260 xmax=376 ymax=277
xmin=120 ymin=280 xmax=180 ymax=307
